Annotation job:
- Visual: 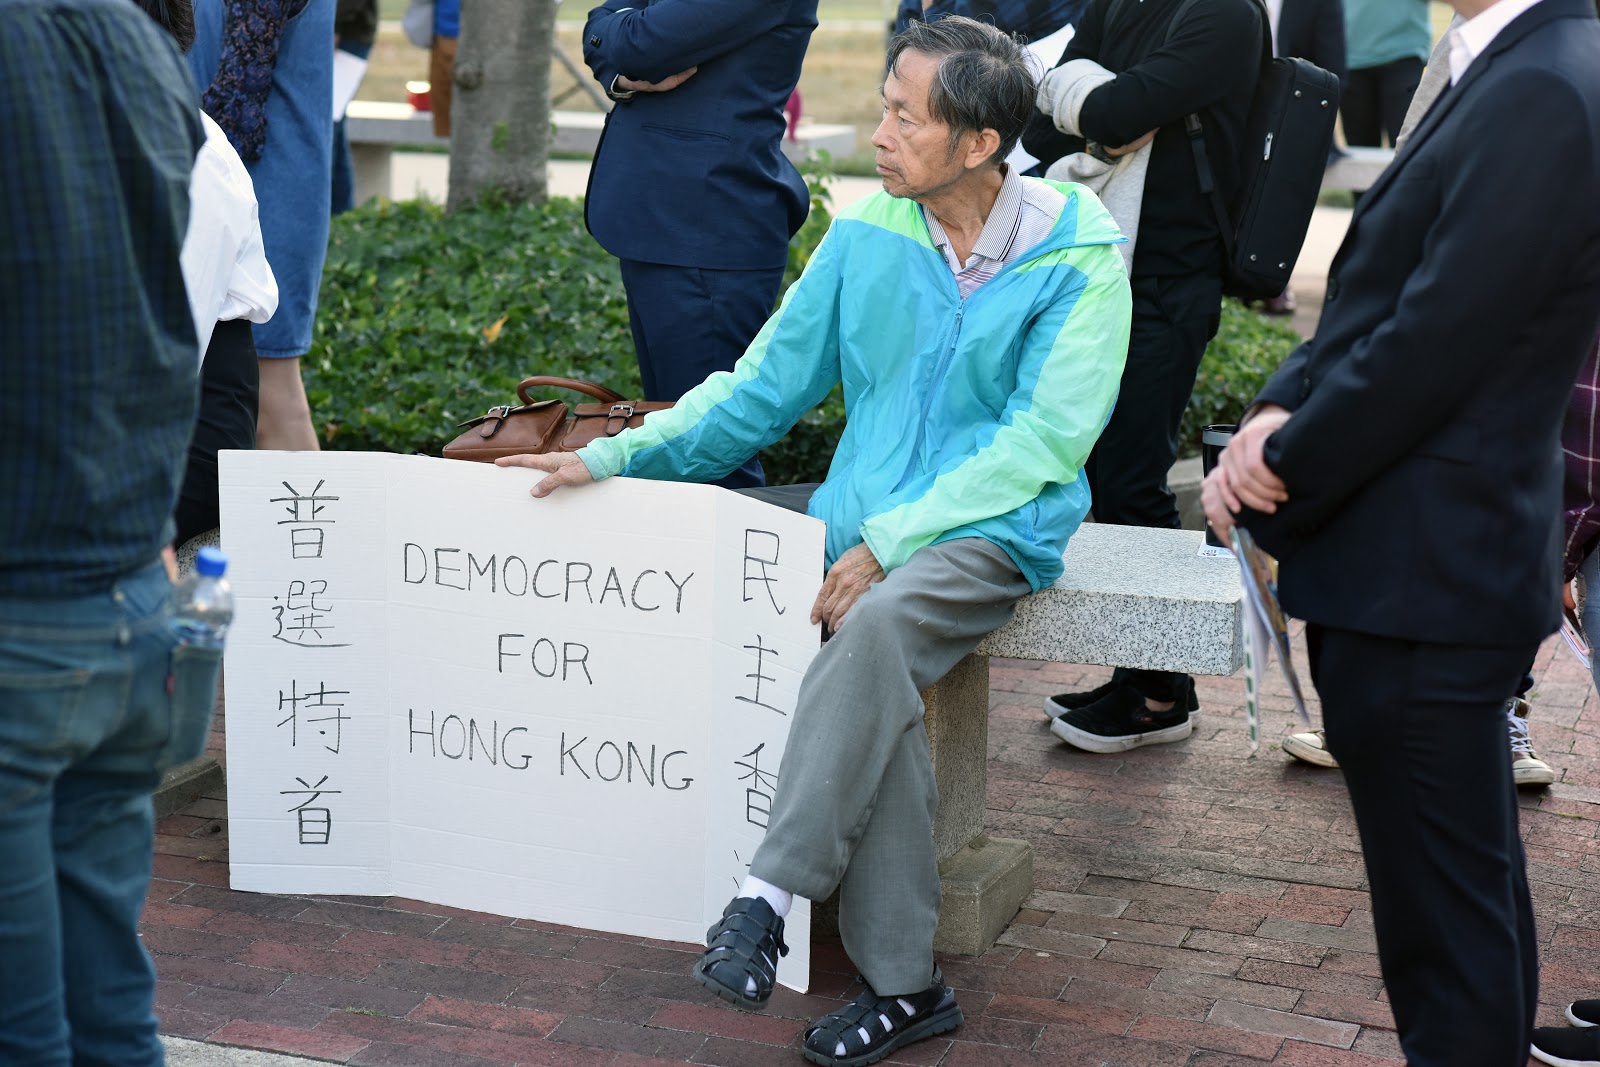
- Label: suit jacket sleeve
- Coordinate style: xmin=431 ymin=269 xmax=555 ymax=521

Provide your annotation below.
xmin=1254 ymin=339 xmax=1314 ymax=412
xmin=1253 ymin=68 xmax=1600 ymax=542
xmin=582 ymin=0 xmax=789 ymax=87
xmin=1076 ymin=0 xmax=1260 ymax=148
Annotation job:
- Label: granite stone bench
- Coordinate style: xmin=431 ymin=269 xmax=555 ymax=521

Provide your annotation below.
xmin=168 ymin=522 xmax=1242 ymax=957
xmin=345 ymin=101 xmax=857 ymax=206
xmin=922 ymin=523 xmax=1244 ymax=954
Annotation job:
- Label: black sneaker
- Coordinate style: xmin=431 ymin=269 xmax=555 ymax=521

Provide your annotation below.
xmin=1531 ymin=1023 xmax=1600 ymax=1066
xmin=1050 ymin=681 xmax=1197 ymax=753
xmin=1044 ymin=676 xmax=1200 ymax=723
xmin=1569 ymin=1000 xmax=1600 ymax=1027
xmin=1041 ymin=677 xmax=1128 ymax=721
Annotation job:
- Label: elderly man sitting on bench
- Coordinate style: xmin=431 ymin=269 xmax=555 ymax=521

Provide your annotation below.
xmin=499 ymin=17 xmax=1131 ymax=1065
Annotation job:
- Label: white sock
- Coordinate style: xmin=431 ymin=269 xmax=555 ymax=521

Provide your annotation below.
xmin=738 ymin=875 xmax=793 ymax=918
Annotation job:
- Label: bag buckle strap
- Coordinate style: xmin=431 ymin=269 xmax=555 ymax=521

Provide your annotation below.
xmin=605 ymin=401 xmax=636 ymax=435
xmin=477 ymin=404 xmax=516 ymax=439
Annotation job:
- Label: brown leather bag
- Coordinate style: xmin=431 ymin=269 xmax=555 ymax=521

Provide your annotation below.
xmin=443 ymin=376 xmax=673 ymax=463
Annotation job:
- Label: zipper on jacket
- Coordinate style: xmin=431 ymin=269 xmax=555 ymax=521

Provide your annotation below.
xmin=882 ymin=189 xmax=1118 ymax=495
xmin=893 ymin=303 xmax=965 ymax=492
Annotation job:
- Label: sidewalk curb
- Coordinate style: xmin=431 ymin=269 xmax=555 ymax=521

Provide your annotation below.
xmin=155 ymin=755 xmax=224 ymax=820
xmin=163 ymin=1036 xmax=331 ymax=1066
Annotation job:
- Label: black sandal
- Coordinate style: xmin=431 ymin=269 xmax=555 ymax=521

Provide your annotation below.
xmin=801 ymin=969 xmax=963 ymax=1066
xmin=692 ymin=896 xmax=789 ymax=1010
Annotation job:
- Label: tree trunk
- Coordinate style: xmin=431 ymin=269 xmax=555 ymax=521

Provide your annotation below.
xmin=447 ymin=0 xmax=558 ymax=211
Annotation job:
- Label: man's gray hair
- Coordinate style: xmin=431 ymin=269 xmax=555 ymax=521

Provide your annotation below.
xmin=886 ymin=15 xmax=1039 ymax=166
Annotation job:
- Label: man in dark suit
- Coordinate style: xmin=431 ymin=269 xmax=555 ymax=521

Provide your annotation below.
xmin=582 ymin=0 xmax=817 ymax=490
xmin=1203 ymin=1 xmax=1600 ymax=1062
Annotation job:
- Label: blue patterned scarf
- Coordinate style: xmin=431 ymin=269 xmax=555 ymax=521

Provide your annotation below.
xmin=201 ymin=0 xmax=313 ymax=162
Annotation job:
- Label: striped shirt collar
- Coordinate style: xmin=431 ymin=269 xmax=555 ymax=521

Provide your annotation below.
xmin=925 ymin=165 xmax=1027 ymax=271
xmin=923 ymin=167 xmax=1065 ymax=298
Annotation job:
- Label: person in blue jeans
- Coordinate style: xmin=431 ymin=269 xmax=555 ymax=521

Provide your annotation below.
xmin=0 ymin=1 xmax=222 ymax=1063
xmin=190 ymin=0 xmax=335 ymax=452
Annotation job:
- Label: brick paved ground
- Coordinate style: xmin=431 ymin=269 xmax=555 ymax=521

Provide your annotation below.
xmin=145 ymin=629 xmax=1600 ymax=1066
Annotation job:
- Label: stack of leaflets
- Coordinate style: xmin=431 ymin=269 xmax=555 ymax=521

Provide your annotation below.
xmin=1228 ymin=527 xmax=1310 ymax=751
xmin=1562 ymin=599 xmax=1590 ymax=670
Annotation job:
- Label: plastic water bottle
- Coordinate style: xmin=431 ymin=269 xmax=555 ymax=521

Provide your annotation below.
xmin=171 ymin=547 xmax=233 ymax=649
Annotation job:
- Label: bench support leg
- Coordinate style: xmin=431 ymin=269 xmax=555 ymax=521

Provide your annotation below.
xmin=351 ymin=143 xmax=394 ymax=206
xmin=814 ymin=653 xmax=1033 ymax=957
xmin=923 ymin=652 xmax=1033 ymax=956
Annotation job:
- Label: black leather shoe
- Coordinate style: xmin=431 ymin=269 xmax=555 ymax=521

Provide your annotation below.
xmin=693 ymin=896 xmax=788 ymax=1010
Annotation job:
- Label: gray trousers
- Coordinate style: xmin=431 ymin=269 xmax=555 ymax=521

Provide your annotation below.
xmin=740 ymin=494 xmax=1029 ymax=994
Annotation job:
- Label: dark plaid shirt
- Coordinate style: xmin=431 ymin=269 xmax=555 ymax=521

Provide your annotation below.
xmin=0 ymin=0 xmax=203 ymax=598
xmin=1563 ymin=338 xmax=1600 ymax=580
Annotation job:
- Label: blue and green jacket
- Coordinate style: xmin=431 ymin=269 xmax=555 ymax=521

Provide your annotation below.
xmin=579 ymin=180 xmax=1132 ymax=592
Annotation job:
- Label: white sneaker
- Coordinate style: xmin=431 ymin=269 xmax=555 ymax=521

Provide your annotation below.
xmin=1282 ymin=728 xmax=1339 ymax=768
xmin=1507 ymin=697 xmax=1556 ymax=788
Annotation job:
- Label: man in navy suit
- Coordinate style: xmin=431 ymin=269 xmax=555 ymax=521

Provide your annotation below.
xmin=582 ymin=0 xmax=818 ymax=490
xmin=1203 ymin=1 xmax=1600 ymax=1062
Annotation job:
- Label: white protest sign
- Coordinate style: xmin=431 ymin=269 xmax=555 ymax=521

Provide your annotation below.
xmin=218 ymin=451 xmax=824 ymax=991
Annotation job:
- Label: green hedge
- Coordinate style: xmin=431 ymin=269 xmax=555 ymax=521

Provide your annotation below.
xmin=305 ymin=189 xmax=1300 ymax=480
xmin=1180 ymin=297 xmax=1303 ymax=456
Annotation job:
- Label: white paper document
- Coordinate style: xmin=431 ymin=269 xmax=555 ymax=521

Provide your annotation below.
xmin=332 ymin=50 xmax=369 ymax=121
xmin=1561 ymin=605 xmax=1591 ymax=670
xmin=218 ymin=451 xmax=825 ymax=992
xmin=1229 ymin=526 xmax=1310 ymax=752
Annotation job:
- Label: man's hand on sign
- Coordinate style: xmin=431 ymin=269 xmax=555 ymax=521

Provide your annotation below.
xmin=494 ymin=452 xmax=596 ymax=498
xmin=811 ymin=542 xmax=885 ymax=631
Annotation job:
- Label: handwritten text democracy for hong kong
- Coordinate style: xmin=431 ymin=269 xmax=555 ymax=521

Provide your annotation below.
xmin=400 ymin=542 xmax=695 ymax=681
xmin=219 ymin=452 xmax=823 ymax=990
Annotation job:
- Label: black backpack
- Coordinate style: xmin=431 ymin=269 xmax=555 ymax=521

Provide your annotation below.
xmin=1171 ymin=0 xmax=1342 ymax=299
xmin=1023 ymin=0 xmax=1340 ymax=298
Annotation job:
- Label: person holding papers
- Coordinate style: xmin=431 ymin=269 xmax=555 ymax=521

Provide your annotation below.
xmin=499 ymin=19 xmax=1131 ymax=1064
xmin=1201 ymin=1 xmax=1600 ymax=1062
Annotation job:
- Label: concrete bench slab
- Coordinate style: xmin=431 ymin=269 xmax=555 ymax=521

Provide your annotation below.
xmin=345 ymin=101 xmax=857 ymax=205
xmin=544 ymin=109 xmax=857 ymax=162
xmin=980 ymin=523 xmax=1244 ymax=676
xmin=926 ymin=524 xmax=1243 ymax=955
